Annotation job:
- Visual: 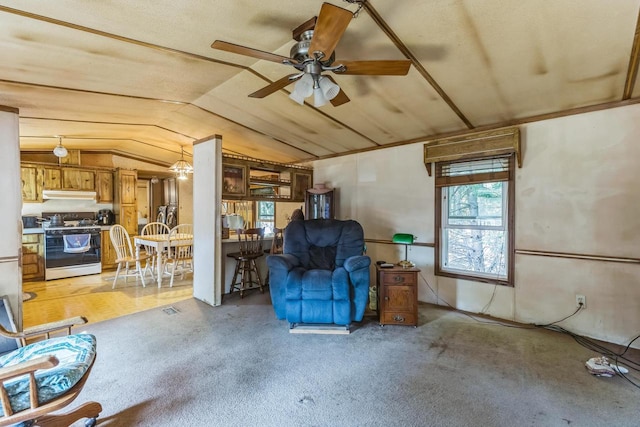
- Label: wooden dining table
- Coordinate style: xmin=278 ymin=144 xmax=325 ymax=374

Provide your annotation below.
xmin=134 ymin=233 xmax=194 ymax=288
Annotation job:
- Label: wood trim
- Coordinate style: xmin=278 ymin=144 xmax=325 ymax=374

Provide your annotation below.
xmin=193 ymin=134 xmax=223 ymax=146
xmin=515 ymin=249 xmax=640 ymax=265
xmin=0 ymin=105 xmax=19 ymax=114
xmin=304 ymin=96 xmax=640 ymax=163
xmin=21 ymin=116 xmax=196 ymax=142
xmin=0 ymin=256 xmax=20 ymax=264
xmin=364 ymin=238 xmax=434 ymax=248
xmin=623 ymin=8 xmax=640 ymax=99
xmin=0 ymin=78 xmax=187 ymax=105
xmin=363 ymin=2 xmax=474 ymax=129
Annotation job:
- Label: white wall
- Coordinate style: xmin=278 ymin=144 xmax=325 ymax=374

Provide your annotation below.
xmin=312 ymin=103 xmax=640 ymax=348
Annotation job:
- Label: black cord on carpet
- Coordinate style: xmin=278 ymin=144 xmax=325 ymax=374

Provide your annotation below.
xmin=418 ymin=272 xmax=640 ymax=389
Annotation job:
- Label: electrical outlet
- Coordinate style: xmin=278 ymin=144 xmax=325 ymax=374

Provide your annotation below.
xmin=576 ymin=294 xmax=586 ymax=309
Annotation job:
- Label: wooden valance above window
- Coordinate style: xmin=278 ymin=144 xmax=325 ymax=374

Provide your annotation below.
xmin=423 ymin=127 xmax=521 ymax=176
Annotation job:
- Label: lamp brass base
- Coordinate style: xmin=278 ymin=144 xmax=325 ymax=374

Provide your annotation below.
xmin=397 ymin=260 xmax=415 ymax=268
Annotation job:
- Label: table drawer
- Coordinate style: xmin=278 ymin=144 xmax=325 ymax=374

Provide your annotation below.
xmin=381 ymin=271 xmax=416 ymax=285
xmin=380 ymin=311 xmax=417 ymax=326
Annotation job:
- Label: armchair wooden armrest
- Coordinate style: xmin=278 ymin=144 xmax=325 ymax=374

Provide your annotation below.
xmin=0 ymin=316 xmax=87 ymax=347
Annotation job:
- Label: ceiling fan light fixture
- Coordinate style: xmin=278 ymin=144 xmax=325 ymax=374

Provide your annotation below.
xmin=52 ymin=136 xmax=68 ymax=158
xmin=313 ymin=87 xmax=328 ymax=107
xmin=289 ymin=83 xmax=307 ymax=105
xmin=318 ymin=76 xmax=340 ymax=100
xmin=290 ymin=73 xmax=314 ymax=105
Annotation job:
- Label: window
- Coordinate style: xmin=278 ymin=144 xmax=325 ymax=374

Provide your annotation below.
xmin=255 ymin=201 xmax=275 ymax=234
xmin=435 ymin=155 xmax=514 ymax=286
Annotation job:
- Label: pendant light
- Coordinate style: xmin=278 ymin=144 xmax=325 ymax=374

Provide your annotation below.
xmin=169 ymin=146 xmax=193 ymax=180
xmin=53 ymin=135 xmax=68 ymax=158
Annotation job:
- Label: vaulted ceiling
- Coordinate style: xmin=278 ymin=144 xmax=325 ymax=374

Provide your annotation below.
xmin=2 ymin=0 xmax=640 ymax=167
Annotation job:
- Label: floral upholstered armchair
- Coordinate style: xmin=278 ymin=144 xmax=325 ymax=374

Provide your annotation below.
xmin=266 ymin=219 xmax=371 ymax=330
xmin=0 ymin=297 xmax=101 ymax=427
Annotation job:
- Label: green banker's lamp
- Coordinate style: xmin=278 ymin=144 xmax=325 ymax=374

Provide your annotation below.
xmin=392 ymin=233 xmax=415 ymax=268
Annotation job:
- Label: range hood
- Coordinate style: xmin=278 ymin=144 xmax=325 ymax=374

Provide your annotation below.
xmin=42 ymin=190 xmax=97 ymax=200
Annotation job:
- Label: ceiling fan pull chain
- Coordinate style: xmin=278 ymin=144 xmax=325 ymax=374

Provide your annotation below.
xmin=343 ymin=0 xmax=365 ymax=18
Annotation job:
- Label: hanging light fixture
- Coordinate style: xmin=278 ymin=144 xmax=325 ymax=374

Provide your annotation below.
xmin=169 ymin=146 xmax=193 ymax=180
xmin=52 ymin=135 xmax=68 ymax=158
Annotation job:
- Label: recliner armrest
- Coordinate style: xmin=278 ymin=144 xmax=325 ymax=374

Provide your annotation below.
xmin=267 ymin=253 xmax=301 ymax=272
xmin=343 ymin=255 xmax=371 ymax=273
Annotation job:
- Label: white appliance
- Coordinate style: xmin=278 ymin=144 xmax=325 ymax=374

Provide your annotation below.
xmin=0 ymin=108 xmax=23 ymax=328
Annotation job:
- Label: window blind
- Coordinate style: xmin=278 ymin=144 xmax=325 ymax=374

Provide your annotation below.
xmin=435 ymin=155 xmax=513 ymax=187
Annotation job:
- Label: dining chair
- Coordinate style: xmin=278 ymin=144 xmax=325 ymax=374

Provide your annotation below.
xmin=109 ymin=224 xmax=152 ymax=289
xmin=141 ymin=221 xmax=171 ymax=277
xmin=164 ymin=224 xmax=194 ymax=287
xmin=227 ymin=227 xmax=265 ymax=298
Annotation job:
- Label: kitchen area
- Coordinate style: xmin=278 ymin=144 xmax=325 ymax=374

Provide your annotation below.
xmin=18 ymin=148 xmax=194 ymax=326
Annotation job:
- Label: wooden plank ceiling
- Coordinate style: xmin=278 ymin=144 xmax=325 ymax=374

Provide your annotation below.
xmin=1 ymin=0 xmax=639 ymax=166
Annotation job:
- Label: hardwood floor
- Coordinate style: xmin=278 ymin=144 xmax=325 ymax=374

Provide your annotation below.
xmin=22 ymin=270 xmax=193 ymax=328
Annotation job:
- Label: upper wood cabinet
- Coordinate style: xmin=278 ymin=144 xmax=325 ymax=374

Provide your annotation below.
xmin=119 ymin=171 xmax=136 ymax=204
xmin=20 ymin=165 xmax=42 ymax=203
xmin=43 ymin=167 xmax=62 ymax=189
xmin=95 ymin=170 xmax=114 ymax=203
xmin=113 ymin=169 xmax=138 ymax=235
xmin=20 ymin=162 xmax=116 ymax=202
xmin=222 ymin=156 xmax=312 ymax=202
xmin=62 ymin=168 xmax=95 ymax=191
xmin=292 ymin=171 xmax=312 ymax=202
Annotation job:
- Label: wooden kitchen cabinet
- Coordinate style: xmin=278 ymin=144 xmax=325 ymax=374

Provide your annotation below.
xmin=292 ymin=171 xmax=312 ymax=202
xmin=43 ymin=167 xmax=62 ymax=189
xmin=376 ymin=265 xmax=419 ymax=327
xmin=95 ymin=170 xmax=114 ymax=203
xmin=22 ymin=233 xmax=44 ymax=281
xmin=62 ymin=168 xmax=95 ymax=191
xmin=101 ymin=229 xmax=117 ymax=269
xmin=20 ymin=165 xmax=42 ymax=203
xmin=114 ymin=169 xmax=138 ymax=235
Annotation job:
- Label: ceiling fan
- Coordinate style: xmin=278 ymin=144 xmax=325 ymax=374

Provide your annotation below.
xmin=211 ymin=2 xmax=412 ymax=107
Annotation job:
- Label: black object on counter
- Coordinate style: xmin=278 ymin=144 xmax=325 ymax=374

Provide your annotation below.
xmin=97 ymin=209 xmax=115 ymax=225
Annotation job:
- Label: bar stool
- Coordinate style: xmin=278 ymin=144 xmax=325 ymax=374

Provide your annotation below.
xmin=264 ymin=227 xmax=284 ymax=286
xmin=227 ymin=228 xmax=265 ymax=298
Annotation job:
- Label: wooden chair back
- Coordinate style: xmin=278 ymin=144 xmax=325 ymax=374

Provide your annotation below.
xmin=142 ymin=222 xmax=170 ymax=236
xmin=270 ymin=227 xmax=284 ymax=255
xmin=141 ymin=222 xmax=171 ymax=255
xmin=167 ymin=224 xmax=194 ymax=261
xmin=237 ymin=228 xmax=264 ymax=257
xmin=109 ymin=224 xmax=134 ymax=262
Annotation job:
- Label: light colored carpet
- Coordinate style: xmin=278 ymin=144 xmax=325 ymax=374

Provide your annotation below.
xmin=69 ymin=293 xmax=639 ymax=426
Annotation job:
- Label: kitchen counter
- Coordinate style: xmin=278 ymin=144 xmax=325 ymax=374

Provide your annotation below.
xmin=22 ymin=225 xmax=113 ymax=235
xmin=23 ymin=227 xmax=44 ymax=235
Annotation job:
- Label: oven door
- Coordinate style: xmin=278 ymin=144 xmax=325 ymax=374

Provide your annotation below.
xmin=45 ymin=228 xmax=101 ymax=269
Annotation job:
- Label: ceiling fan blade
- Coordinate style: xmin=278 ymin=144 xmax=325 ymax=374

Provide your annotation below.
xmin=248 ymin=74 xmax=300 ymax=98
xmin=326 ymin=76 xmax=350 ymax=106
xmin=308 ymin=3 xmax=353 ymax=60
xmin=211 ymin=40 xmax=290 ymax=64
xmin=337 ymin=60 xmax=412 ymax=75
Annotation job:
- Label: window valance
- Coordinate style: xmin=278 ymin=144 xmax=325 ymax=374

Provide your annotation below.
xmin=423 ymin=127 xmax=521 ymax=176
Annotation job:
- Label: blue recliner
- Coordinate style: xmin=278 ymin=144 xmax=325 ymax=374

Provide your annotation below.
xmin=266 ymin=219 xmax=371 ymax=328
